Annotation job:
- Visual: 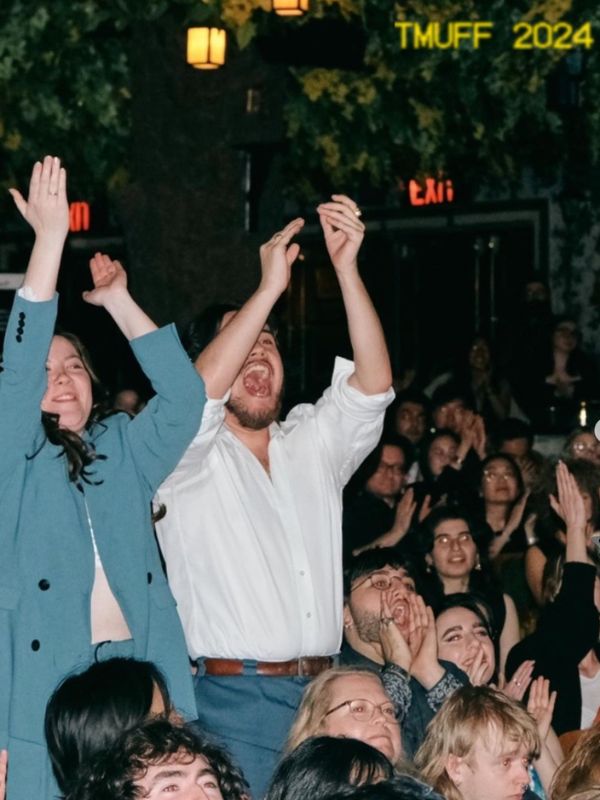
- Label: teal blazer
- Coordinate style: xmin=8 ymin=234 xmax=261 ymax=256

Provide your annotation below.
xmin=0 ymin=293 xmax=205 ymax=799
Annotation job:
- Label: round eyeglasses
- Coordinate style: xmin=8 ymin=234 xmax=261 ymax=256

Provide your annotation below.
xmin=324 ymin=698 xmax=399 ymax=723
xmin=350 ymin=572 xmax=416 ymax=593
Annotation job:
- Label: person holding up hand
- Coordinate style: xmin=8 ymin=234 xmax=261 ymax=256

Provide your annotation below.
xmin=506 ymin=461 xmax=600 ymax=736
xmin=0 ymin=157 xmax=205 ymax=799
xmin=155 ymin=195 xmax=394 ymax=796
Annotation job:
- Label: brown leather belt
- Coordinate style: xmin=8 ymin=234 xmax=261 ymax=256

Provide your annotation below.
xmin=203 ymin=657 xmax=333 ymax=677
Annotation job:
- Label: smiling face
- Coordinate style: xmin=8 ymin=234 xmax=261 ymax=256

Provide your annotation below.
xmin=41 ymin=335 xmax=93 ymax=435
xmin=435 ymin=606 xmax=495 ymax=684
xmin=223 ymin=312 xmax=284 ymax=431
xmin=345 ymin=565 xmax=417 ymax=641
xmin=135 ymin=753 xmax=224 ymax=800
xmin=429 ymin=518 xmax=478 ymax=582
xmin=446 ymin=726 xmax=531 ymax=800
xmin=319 ymin=673 xmax=402 ymax=764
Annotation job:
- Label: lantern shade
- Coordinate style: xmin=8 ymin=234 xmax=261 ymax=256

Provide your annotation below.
xmin=187 ymin=27 xmax=226 ymax=69
xmin=272 ymin=0 xmax=309 ymax=16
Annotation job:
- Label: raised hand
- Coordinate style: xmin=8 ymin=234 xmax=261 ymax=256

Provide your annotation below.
xmin=418 ymin=494 xmax=433 ymax=523
xmin=408 ymin=600 xmax=444 ymax=689
xmin=317 ymin=194 xmax=365 ymax=275
xmin=466 ymin=645 xmax=490 ymax=686
xmin=502 ymin=659 xmax=535 ymax=701
xmin=258 ymin=218 xmax=304 ymax=297
xmin=549 ymin=460 xmax=587 ymax=533
xmin=9 ymin=155 xmax=69 ymax=240
xmin=379 ymin=591 xmax=412 ymax=671
xmin=82 ymin=252 xmax=128 ymax=308
xmin=527 ymin=676 xmax=557 ymax=741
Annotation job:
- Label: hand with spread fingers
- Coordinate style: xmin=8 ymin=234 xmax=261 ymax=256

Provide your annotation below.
xmin=317 ymin=194 xmax=365 ymax=276
xmin=258 ymin=217 xmax=304 ymax=298
xmin=407 ymin=598 xmax=444 ymax=690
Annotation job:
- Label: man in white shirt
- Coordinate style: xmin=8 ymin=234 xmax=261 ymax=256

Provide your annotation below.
xmin=156 ymin=195 xmax=394 ymax=796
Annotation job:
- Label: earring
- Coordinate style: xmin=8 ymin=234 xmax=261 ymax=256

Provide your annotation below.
xmin=475 ymin=556 xmax=482 ymax=571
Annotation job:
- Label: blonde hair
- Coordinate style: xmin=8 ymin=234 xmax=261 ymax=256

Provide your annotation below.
xmin=552 ymin=728 xmax=600 ymax=800
xmin=415 ymin=686 xmax=540 ymax=800
xmin=285 ymin=667 xmax=385 ymax=755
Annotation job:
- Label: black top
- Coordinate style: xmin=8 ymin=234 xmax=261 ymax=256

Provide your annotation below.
xmin=506 ymin=562 xmax=599 ymax=734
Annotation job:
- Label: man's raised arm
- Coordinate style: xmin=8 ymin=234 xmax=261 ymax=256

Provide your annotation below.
xmin=317 ymin=194 xmax=392 ymax=396
xmin=194 ymin=218 xmax=303 ymax=398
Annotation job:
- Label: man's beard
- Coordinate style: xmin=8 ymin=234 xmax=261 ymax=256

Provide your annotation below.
xmin=352 ymin=610 xmax=383 ymax=644
xmin=226 ymin=393 xmax=282 ymax=431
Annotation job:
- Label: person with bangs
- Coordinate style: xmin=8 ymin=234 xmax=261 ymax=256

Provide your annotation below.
xmin=418 ymin=507 xmax=520 ymax=679
xmin=0 ymin=158 xmax=204 ymax=799
xmin=415 ymin=686 xmax=543 ymax=800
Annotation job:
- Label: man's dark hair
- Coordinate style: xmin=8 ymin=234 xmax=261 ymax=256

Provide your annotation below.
xmin=265 ymin=736 xmax=394 ymax=800
xmin=351 ymin=433 xmax=415 ymax=491
xmin=45 ymin=658 xmax=171 ymax=795
xmin=318 ymin=774 xmax=445 ymax=800
xmin=392 ymin=389 xmax=431 ymax=414
xmin=495 ymin=417 xmax=534 ymax=449
xmin=179 ymin=303 xmax=280 ymax=362
xmin=344 ymin=548 xmax=418 ymax=598
xmin=65 ymin=719 xmax=249 ymax=800
xmin=430 ymin=381 xmax=469 ymax=412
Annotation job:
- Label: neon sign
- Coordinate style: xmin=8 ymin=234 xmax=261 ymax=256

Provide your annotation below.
xmin=408 ymin=178 xmax=454 ymax=207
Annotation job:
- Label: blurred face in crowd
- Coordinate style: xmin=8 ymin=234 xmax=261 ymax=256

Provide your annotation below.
xmin=445 ymin=724 xmax=531 ymax=800
xmin=222 ymin=312 xmax=284 ymax=430
xmin=469 ymin=338 xmax=491 ymax=372
xmin=569 ymin=432 xmax=600 ymax=467
xmin=395 ymin=401 xmax=427 ymax=444
xmin=366 ymin=445 xmax=406 ymax=503
xmin=319 ymin=673 xmax=402 ymax=764
xmin=345 ymin=565 xmax=416 ymax=642
xmin=499 ymin=438 xmax=530 ymax=459
xmin=429 ymin=518 xmax=478 ymax=582
xmin=553 ymin=320 xmax=578 ymax=354
xmin=135 ymin=753 xmax=224 ymax=800
xmin=525 ymin=281 xmax=548 ymax=304
xmin=433 ymin=399 xmax=466 ymax=435
xmin=435 ymin=606 xmax=495 ymax=685
xmin=428 ymin=435 xmax=458 ymax=477
xmin=41 ymin=335 xmax=93 ymax=435
xmin=482 ymin=457 xmax=519 ymax=505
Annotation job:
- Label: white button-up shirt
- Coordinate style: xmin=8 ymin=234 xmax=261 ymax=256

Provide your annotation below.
xmin=156 ymin=358 xmax=393 ymax=661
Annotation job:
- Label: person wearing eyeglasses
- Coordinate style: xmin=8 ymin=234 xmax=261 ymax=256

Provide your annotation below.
xmin=286 ymin=667 xmax=403 ymax=767
xmin=343 ymin=434 xmax=418 ymax=562
xmin=339 ymin=549 xmax=468 ymax=757
xmin=564 ymin=429 xmax=600 ymax=468
xmin=419 ymin=507 xmax=520 ymax=680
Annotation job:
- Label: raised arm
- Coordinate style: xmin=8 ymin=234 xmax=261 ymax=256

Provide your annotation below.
xmin=82 ymin=253 xmax=157 ymax=340
xmin=194 ymin=218 xmax=304 ymax=398
xmin=317 ymin=195 xmax=392 ymax=395
xmin=9 ymin=155 xmax=69 ymax=298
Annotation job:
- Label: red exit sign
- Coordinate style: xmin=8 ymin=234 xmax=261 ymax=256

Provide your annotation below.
xmin=409 ymin=178 xmax=454 ymax=207
xmin=69 ymin=201 xmax=90 ymax=232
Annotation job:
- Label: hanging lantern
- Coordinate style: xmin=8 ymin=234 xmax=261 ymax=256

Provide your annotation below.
xmin=186 ymin=27 xmax=226 ymax=69
xmin=272 ymin=0 xmax=309 ymax=16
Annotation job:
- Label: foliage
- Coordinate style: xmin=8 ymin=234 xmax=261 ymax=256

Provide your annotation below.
xmin=1 ymin=0 xmax=599 ymax=205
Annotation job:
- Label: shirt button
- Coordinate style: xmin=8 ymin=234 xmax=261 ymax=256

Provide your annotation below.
xmin=38 ymin=579 xmax=50 ymax=591
xmin=31 ymin=640 xmax=40 ymax=651
xmin=306 ymin=612 xmax=312 ymax=619
xmin=15 ymin=335 xmax=22 ymax=343
xmin=299 ymin=570 xmax=305 ymax=576
xmin=147 ymin=572 xmax=153 ymax=584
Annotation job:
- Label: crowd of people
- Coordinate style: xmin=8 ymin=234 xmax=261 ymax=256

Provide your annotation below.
xmin=1 ymin=156 xmax=600 ymax=800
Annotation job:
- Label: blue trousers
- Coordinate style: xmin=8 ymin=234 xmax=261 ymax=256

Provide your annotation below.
xmin=192 ymin=668 xmax=309 ymax=799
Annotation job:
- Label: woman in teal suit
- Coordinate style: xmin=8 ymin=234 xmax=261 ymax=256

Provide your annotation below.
xmin=0 ymin=157 xmax=206 ymax=799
